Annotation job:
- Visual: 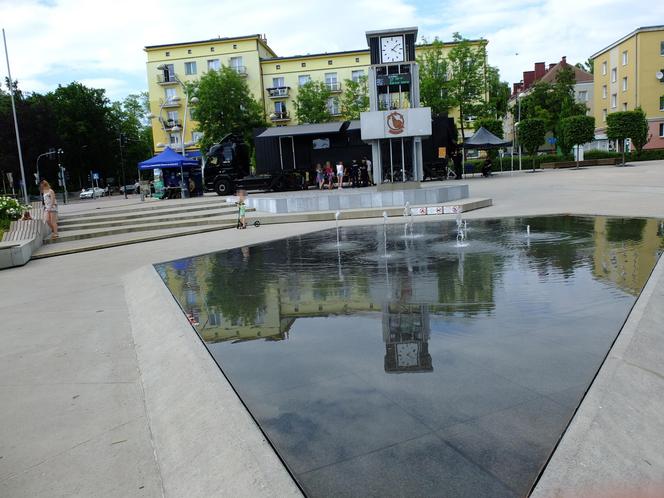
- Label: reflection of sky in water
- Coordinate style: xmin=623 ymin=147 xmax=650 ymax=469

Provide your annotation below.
xmin=156 ymin=216 xmax=663 ymax=498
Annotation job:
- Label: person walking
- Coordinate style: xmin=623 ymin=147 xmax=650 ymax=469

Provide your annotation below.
xmin=452 ymin=151 xmax=463 ymax=180
xmin=336 ymin=161 xmax=345 ymax=190
xmin=40 ymin=180 xmax=58 ymax=240
xmin=350 ymin=160 xmax=360 ymax=188
xmin=315 ymin=163 xmax=324 ymax=190
xmin=364 ymin=156 xmax=373 ymax=185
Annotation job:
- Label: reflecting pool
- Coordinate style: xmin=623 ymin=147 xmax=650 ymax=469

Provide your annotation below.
xmin=156 ymin=216 xmax=664 ymax=497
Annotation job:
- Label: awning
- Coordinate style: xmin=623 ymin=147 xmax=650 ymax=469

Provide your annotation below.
xmin=138 ymin=147 xmax=200 ymax=170
xmin=256 ymin=120 xmax=361 ymax=138
xmin=462 ymin=127 xmax=512 ymax=149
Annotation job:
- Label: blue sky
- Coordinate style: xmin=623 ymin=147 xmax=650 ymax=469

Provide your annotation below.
xmin=0 ymin=0 xmax=656 ymax=101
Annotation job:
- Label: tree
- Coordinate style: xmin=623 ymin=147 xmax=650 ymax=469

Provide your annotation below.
xmin=484 ymin=65 xmax=510 ymax=119
xmin=109 ymin=93 xmax=153 ymax=181
xmin=575 ymin=58 xmax=594 ymax=74
xmin=474 ymin=117 xmax=503 ymax=139
xmin=446 ymin=33 xmax=488 ymax=149
xmin=559 ymin=115 xmax=595 ymax=168
xmin=518 ymin=118 xmax=546 ymax=172
xmin=607 ymin=110 xmax=651 ymax=165
xmin=340 ymin=76 xmax=369 ymax=120
xmin=293 ymin=80 xmax=332 ymax=124
xmin=631 ymin=107 xmax=651 ymax=156
xmin=192 ymin=66 xmax=265 ymax=151
xmin=417 ymin=38 xmax=453 ymax=115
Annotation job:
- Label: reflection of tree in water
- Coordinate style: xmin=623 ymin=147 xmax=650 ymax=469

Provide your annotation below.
xmin=606 ymin=218 xmax=647 ymax=243
xmin=523 ymin=216 xmax=595 ymax=278
xmin=435 ymin=252 xmax=504 ymax=317
xmin=206 ymin=246 xmax=275 ymax=326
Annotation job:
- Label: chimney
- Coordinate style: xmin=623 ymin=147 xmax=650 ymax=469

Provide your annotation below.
xmin=534 ymin=62 xmax=546 ymax=80
xmin=562 ymin=56 xmax=567 ymax=64
xmin=549 ymin=63 xmax=556 ymax=71
xmin=523 ymin=70 xmax=535 ymax=89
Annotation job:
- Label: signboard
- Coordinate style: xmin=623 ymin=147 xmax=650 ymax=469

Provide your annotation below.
xmin=438 ymin=147 xmax=446 ymax=159
xmin=92 ymin=172 xmax=99 ymax=180
xmin=375 ymin=73 xmax=411 ymax=86
xmin=360 ymin=107 xmax=432 ymax=140
xmin=443 ymin=205 xmax=462 ymax=214
xmin=411 ymin=207 xmax=427 ymax=216
xmin=426 ymin=206 xmax=444 ymax=215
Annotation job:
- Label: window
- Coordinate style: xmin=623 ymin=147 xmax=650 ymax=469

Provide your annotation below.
xmin=298 ymin=74 xmax=311 ymax=87
xmin=167 ymin=110 xmax=178 ymax=121
xmin=210 ymin=47 xmax=215 ymax=52
xmin=192 ymin=131 xmax=203 ymax=143
xmin=611 ymin=68 xmax=617 ymax=83
xmin=301 ymin=62 xmax=306 ymax=67
xmin=660 ymin=123 xmax=664 ymax=137
xmin=207 ymin=59 xmax=220 ymax=71
xmin=622 ymin=51 xmax=628 ymax=65
xmin=233 ymin=44 xmax=237 ymax=49
xmin=187 ymin=49 xmax=192 ymax=54
xmin=602 ymin=85 xmax=607 ymax=98
xmin=622 ymin=77 xmax=627 ymax=91
xmin=276 ymin=64 xmax=281 ymax=70
xmin=327 ymin=97 xmax=340 ymax=115
xmin=602 ymin=109 xmax=607 ymax=122
xmin=161 ymin=63 xmax=175 ymax=82
xmin=355 ymin=57 xmax=360 ymax=63
xmin=184 ymin=61 xmax=197 ymax=75
xmin=229 ymin=57 xmax=244 ymax=73
xmin=272 ymin=77 xmax=285 ymax=87
xmin=275 ymin=101 xmax=286 ymax=114
xmin=660 ymin=95 xmax=664 ymax=111
xmin=577 ymin=90 xmax=587 ymax=102
xmin=165 ymin=51 xmax=170 ymax=57
xmin=661 ymin=41 xmax=664 ymax=56
xmin=325 ymin=72 xmax=339 ymax=91
xmin=165 ymin=87 xmax=177 ymax=100
xmin=611 ymin=94 xmax=617 ymax=108
xmin=351 ymin=70 xmax=365 ymax=82
xmin=623 ymin=103 xmax=628 ymax=111
xmin=602 ymin=61 xmax=607 ymax=75
xmin=328 ymin=60 xmax=333 ymax=65
xmin=169 ymin=133 xmax=180 ymax=145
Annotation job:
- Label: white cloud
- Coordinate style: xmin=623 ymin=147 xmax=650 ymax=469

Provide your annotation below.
xmin=0 ymin=0 xmax=655 ymax=100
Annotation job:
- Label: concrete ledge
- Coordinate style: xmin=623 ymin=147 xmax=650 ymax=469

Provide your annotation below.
xmin=532 ymin=254 xmax=664 ymax=497
xmin=124 ymin=265 xmax=302 ymax=498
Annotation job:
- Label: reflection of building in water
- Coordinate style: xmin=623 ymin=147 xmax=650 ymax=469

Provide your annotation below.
xmin=592 ymin=217 xmax=663 ymax=296
xmin=382 ymin=304 xmax=432 ymax=373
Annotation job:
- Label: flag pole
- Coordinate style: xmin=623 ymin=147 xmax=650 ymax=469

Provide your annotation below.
xmin=2 ymin=28 xmax=29 ymax=205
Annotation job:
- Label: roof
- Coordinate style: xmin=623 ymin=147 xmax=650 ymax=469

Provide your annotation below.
xmin=540 ymin=60 xmax=593 ymax=84
xmin=145 ymin=34 xmax=277 ymax=56
xmin=591 ymin=25 xmax=664 ymax=59
xmin=462 ymin=127 xmax=512 ymax=149
xmin=261 ymin=48 xmax=369 ymax=63
xmin=365 ymin=27 xmax=418 ymax=44
xmin=256 ymin=121 xmax=361 ymax=138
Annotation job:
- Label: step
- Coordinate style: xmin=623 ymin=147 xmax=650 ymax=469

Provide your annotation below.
xmin=46 ymin=214 xmax=238 ymax=244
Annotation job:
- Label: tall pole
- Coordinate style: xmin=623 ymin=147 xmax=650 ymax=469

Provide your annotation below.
xmin=517 ymin=94 xmax=522 ymax=172
xmin=2 ymin=28 xmax=28 ymax=205
xmin=119 ymin=135 xmax=127 ymax=199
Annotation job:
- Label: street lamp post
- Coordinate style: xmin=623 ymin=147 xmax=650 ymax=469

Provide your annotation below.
xmin=517 ymin=93 xmax=522 ymax=172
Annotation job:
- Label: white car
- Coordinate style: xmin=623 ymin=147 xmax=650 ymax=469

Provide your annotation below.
xmin=79 ymin=187 xmax=106 ymax=199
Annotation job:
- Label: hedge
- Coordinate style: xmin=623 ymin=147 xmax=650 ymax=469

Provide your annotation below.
xmin=585 ymin=149 xmax=664 ymax=161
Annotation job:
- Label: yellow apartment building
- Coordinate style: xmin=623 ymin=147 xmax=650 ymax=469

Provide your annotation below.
xmin=591 ymin=25 xmax=664 ymax=150
xmin=145 ymin=33 xmax=484 ymax=154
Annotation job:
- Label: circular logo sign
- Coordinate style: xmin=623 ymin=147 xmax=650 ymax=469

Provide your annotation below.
xmin=386 ymin=111 xmax=405 ymax=135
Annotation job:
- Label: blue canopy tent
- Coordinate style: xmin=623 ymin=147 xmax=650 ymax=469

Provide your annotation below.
xmin=138 ymin=147 xmax=200 ymax=198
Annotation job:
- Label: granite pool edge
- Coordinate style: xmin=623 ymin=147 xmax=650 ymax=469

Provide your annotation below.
xmin=124 ymin=265 xmax=303 ymax=498
xmin=531 ymin=252 xmax=664 ymax=497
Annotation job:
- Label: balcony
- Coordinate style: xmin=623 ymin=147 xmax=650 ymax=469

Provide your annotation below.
xmin=232 ymin=66 xmax=248 ymax=77
xmin=267 ymin=86 xmax=290 ymax=98
xmin=270 ymin=111 xmax=290 ymax=122
xmin=326 ymin=82 xmax=341 ymax=93
xmin=161 ymin=98 xmax=181 ymax=108
xmin=163 ymin=119 xmax=182 ymax=129
xmin=157 ymin=74 xmax=178 ymax=85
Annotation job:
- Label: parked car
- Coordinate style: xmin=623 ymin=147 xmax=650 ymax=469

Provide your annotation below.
xmin=79 ymin=187 xmax=106 ymax=199
xmin=119 ymin=184 xmax=136 ymax=194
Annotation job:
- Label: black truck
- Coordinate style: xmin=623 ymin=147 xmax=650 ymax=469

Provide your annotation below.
xmin=204 ymin=116 xmax=458 ymax=195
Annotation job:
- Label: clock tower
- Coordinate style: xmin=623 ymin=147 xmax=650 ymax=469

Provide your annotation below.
xmin=361 ymin=27 xmax=432 ymax=184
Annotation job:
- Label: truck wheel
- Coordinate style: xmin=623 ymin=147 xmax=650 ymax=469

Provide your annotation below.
xmin=214 ymin=179 xmax=232 ymax=196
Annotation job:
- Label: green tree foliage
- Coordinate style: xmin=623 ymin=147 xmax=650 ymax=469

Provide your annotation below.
xmin=559 ymin=115 xmax=595 ymax=167
xmin=109 ymin=93 xmax=154 ymax=178
xmin=575 ymin=58 xmax=594 ymax=74
xmin=474 ymin=117 xmax=503 ymax=139
xmin=484 ymin=65 xmax=510 ymax=119
xmin=340 ymin=76 xmax=369 ymax=120
xmin=518 ymin=118 xmax=546 ymax=171
xmin=607 ymin=110 xmax=651 ymax=165
xmin=293 ymin=80 xmax=332 ymax=124
xmin=191 ymin=66 xmax=264 ymax=151
xmin=447 ymin=33 xmax=488 ymax=147
xmin=417 ymin=38 xmax=453 ymax=115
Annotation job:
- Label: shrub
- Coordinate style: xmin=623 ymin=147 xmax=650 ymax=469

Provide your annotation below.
xmin=584 ymin=150 xmax=620 ymax=159
xmin=0 ymin=196 xmax=29 ymax=226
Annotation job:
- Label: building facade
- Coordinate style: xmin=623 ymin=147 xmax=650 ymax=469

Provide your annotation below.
xmin=591 ymin=25 xmax=664 ymax=150
xmin=145 ymin=33 xmax=484 ymax=155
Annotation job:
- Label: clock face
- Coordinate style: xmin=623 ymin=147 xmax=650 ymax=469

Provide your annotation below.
xmin=396 ymin=342 xmax=419 ymax=367
xmin=381 ymin=36 xmax=404 ymax=63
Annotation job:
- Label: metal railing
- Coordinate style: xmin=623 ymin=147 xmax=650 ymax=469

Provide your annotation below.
xmin=270 ymin=111 xmax=290 ymax=121
xmin=326 ymin=82 xmax=341 ymax=92
xmin=157 ymin=74 xmax=178 ymax=84
xmin=164 ymin=119 xmax=182 ymax=129
xmin=267 ymin=86 xmax=290 ymax=98
xmin=232 ymin=65 xmax=247 ymax=76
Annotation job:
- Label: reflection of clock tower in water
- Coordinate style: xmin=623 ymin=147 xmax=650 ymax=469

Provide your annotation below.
xmin=382 ymin=303 xmax=432 ymax=373
xmin=360 ymin=27 xmax=432 ymax=185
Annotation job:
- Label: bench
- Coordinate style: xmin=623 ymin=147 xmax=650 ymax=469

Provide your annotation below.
xmin=0 ymin=202 xmax=49 ymax=269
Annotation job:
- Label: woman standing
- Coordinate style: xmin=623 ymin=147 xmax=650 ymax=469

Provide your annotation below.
xmin=315 ymin=164 xmax=324 ymax=190
xmin=41 ymin=180 xmax=58 ymax=240
xmin=324 ymin=162 xmax=334 ymax=190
